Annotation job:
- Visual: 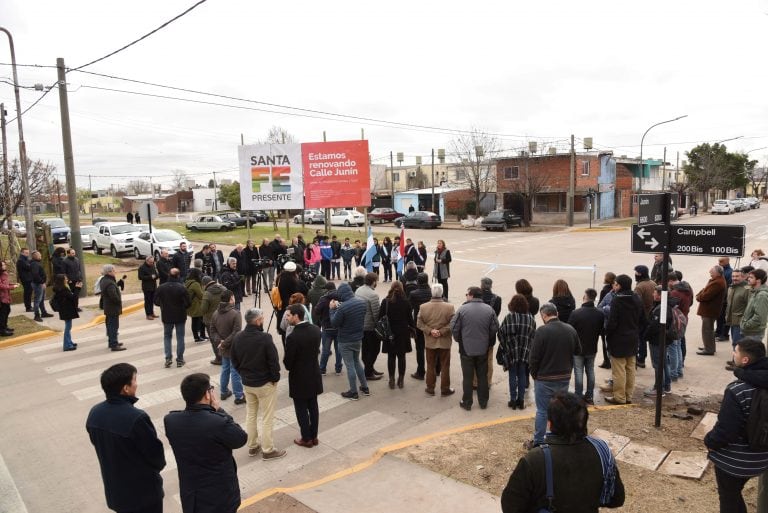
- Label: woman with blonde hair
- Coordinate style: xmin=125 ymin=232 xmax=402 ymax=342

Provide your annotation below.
xmin=433 ymin=240 xmax=451 ymax=299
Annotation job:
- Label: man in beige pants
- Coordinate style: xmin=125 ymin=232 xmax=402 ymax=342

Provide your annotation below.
xmin=231 ymin=308 xmax=286 ymax=460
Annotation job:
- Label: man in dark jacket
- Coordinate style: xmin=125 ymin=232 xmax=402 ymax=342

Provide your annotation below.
xmin=314 ymin=282 xmax=342 ymax=375
xmin=602 ymin=274 xmax=644 ymax=405
xmin=208 ymin=243 xmax=225 ymax=280
xmin=450 ymin=287 xmax=499 ymax=411
xmin=330 ymin=282 xmax=368 ymax=399
xmin=156 ymin=249 xmax=172 ymax=285
xmin=568 ymin=288 xmax=604 ymax=404
xmin=63 ymin=248 xmax=83 ymax=295
xmin=15 ymin=248 xmax=33 ymax=311
xmin=30 ymin=250 xmax=53 ymax=321
xmin=171 ymin=241 xmax=192 ymax=280
xmin=87 ymin=363 xmax=165 ymax=513
xmin=528 ymin=302 xmax=581 ymax=447
xmin=284 ymin=304 xmax=323 ymax=447
xmin=220 ymin=257 xmax=243 ymax=311
xmin=164 ymin=373 xmax=247 ymax=513
xmin=409 ymin=273 xmax=433 ymax=380
xmin=138 ymin=256 xmax=158 ymax=320
xmin=502 ymin=391 xmax=624 ymax=512
xmin=231 ymin=308 xmax=285 ymax=460
xmin=100 ymin=264 xmax=125 ymax=351
xmin=697 ymin=264 xmax=728 ymax=355
xmin=229 ymin=244 xmax=249 ymax=297
xmin=211 ymin=290 xmax=245 ymax=404
xmin=705 ymin=338 xmax=768 ymax=513
xmin=154 ymin=268 xmax=191 ymax=368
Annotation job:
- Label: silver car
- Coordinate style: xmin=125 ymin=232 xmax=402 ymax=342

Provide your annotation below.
xmin=67 ymin=225 xmax=98 ymax=245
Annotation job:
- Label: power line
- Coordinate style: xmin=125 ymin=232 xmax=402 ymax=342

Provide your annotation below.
xmin=72 ymin=0 xmax=209 ymax=71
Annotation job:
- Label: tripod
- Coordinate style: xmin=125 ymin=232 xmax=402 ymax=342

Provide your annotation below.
xmin=252 ymin=268 xmax=268 ymax=308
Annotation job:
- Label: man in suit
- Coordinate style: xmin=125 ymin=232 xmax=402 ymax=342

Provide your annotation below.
xmin=417 ymin=284 xmax=456 ymax=396
xmin=283 ymin=304 xmax=323 ymax=447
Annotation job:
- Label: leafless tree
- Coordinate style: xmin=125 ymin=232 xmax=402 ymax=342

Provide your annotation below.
xmin=171 ymin=169 xmax=187 ymax=190
xmin=258 ymin=126 xmax=297 ymax=145
xmin=127 ymin=179 xmax=151 ymax=194
xmin=504 ymin=156 xmax=553 ymax=227
xmin=450 ymin=129 xmax=500 ymax=216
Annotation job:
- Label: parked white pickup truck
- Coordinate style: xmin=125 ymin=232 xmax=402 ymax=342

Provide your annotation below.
xmin=92 ymin=222 xmax=144 ymax=257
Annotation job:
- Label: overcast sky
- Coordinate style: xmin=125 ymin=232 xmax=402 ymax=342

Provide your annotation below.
xmin=2 ymin=0 xmax=767 ymax=190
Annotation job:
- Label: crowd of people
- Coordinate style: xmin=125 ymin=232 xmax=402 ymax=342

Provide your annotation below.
xmin=13 ymin=229 xmax=768 ymax=512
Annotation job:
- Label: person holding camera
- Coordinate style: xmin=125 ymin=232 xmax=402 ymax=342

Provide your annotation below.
xmin=259 ymin=238 xmax=276 ymax=289
xmin=52 ymin=273 xmax=81 ymax=351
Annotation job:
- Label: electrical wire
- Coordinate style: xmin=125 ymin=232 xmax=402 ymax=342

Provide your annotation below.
xmin=71 ymin=0 xmax=209 ymax=71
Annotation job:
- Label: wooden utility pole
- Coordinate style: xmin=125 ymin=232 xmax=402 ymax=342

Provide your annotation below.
xmin=567 ymin=134 xmax=575 ymax=226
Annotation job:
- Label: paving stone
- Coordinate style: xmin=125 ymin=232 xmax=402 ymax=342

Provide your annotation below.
xmin=615 ymin=442 xmax=669 ymax=471
xmin=591 ymin=429 xmax=631 ymax=456
xmin=690 ymin=412 xmax=718 ymax=440
xmin=658 ymin=451 xmax=709 ymax=480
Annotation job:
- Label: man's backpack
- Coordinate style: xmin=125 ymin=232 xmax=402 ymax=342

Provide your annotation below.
xmin=667 ymin=305 xmax=687 ymax=341
xmin=747 ymin=387 xmax=768 ymax=451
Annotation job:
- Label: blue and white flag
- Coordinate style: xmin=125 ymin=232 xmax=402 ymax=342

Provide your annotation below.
xmin=362 ymin=225 xmax=376 ymax=272
xmin=397 ymin=226 xmax=405 ymax=275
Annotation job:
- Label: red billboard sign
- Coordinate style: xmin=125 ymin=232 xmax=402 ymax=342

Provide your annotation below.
xmin=301 ymin=140 xmax=371 ymax=208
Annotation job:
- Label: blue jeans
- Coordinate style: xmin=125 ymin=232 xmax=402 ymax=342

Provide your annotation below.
xmin=667 ymin=340 xmax=681 ymax=379
xmin=33 ymin=283 xmax=47 ymax=317
xmin=105 ymin=314 xmax=119 ymax=347
xmin=320 ymin=329 xmax=342 ymax=373
xmin=163 ymin=321 xmax=186 ymax=361
xmin=220 ymin=357 xmax=244 ymax=399
xmin=339 ymin=341 xmax=367 ymax=393
xmin=534 ymin=379 xmax=569 ymax=444
xmin=649 ymin=344 xmax=671 ymax=392
xmin=572 ymin=355 xmax=596 ymax=399
xmin=63 ymin=319 xmax=74 ymax=349
xmin=507 ymin=361 xmax=527 ymax=402
xmin=731 ymin=325 xmax=743 ymax=347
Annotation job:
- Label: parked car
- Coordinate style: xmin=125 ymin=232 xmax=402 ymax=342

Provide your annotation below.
xmin=2 ymin=219 xmax=26 ymax=237
xmin=480 ymin=209 xmax=523 ymax=231
xmin=251 ymin=210 xmax=270 ymax=222
xmin=133 ymin=229 xmax=192 ymax=259
xmin=67 ymin=225 xmax=98 ymax=246
xmin=368 ymin=207 xmax=406 ymax=224
xmin=92 ymin=222 xmax=144 ymax=256
xmin=394 ymin=211 xmax=442 ymax=229
xmin=293 ymin=209 xmax=325 ymax=224
xmin=185 ymin=215 xmax=235 ymax=232
xmin=42 ymin=218 xmax=71 ymax=243
xmin=728 ymin=198 xmax=746 ymax=212
xmin=330 ymin=209 xmax=365 ymax=226
xmin=710 ymin=199 xmax=733 ymax=215
xmin=744 ymin=197 xmax=761 ymax=209
xmin=217 ymin=212 xmax=261 ymax=227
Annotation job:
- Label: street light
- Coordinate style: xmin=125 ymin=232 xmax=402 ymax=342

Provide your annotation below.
xmin=638 ymin=115 xmax=688 ymax=193
xmin=1 ymin=26 xmax=36 ymax=251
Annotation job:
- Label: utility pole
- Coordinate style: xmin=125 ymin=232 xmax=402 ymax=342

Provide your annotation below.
xmin=1 ymin=27 xmax=36 ymax=251
xmin=567 ymin=134 xmax=575 ymax=227
xmin=390 ymin=151 xmax=395 ymax=209
xmin=661 ymin=147 xmax=667 ymax=190
xmin=88 ymin=174 xmax=94 ymax=222
xmin=57 ymin=57 xmax=86 ymax=296
xmin=212 ymin=171 xmax=218 ymax=211
xmin=55 ymin=178 xmax=62 ymax=217
xmin=431 ymin=149 xmax=435 ymax=211
xmin=1 ymin=102 xmax=19 ymax=260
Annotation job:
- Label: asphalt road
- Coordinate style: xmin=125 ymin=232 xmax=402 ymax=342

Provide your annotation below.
xmin=1 ymin=208 xmax=765 ymax=513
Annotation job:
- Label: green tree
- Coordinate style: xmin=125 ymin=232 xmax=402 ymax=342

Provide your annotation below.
xmin=683 ymin=143 xmax=752 ymax=210
xmin=218 ymin=181 xmax=241 ymax=211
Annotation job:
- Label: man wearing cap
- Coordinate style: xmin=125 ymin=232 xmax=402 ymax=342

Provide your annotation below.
xmin=602 ymin=274 xmax=644 ymax=404
xmin=696 ymin=265 xmax=728 ymax=356
xmin=633 ymin=265 xmax=656 ymax=368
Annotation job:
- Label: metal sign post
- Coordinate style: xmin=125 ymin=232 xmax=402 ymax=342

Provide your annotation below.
xmin=140 ymin=201 xmax=159 ymax=257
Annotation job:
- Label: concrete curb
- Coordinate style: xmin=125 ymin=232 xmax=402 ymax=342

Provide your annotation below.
xmin=239 ymin=403 xmax=632 ymax=508
xmin=0 ymin=301 xmax=146 ymax=350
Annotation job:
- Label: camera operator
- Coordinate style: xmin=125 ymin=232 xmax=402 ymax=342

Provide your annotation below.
xmin=259 ymin=238 xmax=276 ymax=290
xmin=243 ymin=240 xmax=259 ymax=296
xmin=195 ymin=245 xmax=215 ymax=279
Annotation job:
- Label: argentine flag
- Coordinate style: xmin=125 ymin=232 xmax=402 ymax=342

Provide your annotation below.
xmin=362 ymin=225 xmax=377 ymax=272
xmin=396 ymin=226 xmax=405 ymax=275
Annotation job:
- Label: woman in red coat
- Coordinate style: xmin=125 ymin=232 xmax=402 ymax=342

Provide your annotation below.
xmin=0 ymin=261 xmax=18 ymax=336
xmin=380 ymin=281 xmax=415 ymax=389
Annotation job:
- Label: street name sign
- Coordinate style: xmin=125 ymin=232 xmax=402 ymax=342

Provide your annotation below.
xmin=631 ymin=224 xmax=745 ymax=257
xmin=638 ymin=193 xmax=678 ymax=226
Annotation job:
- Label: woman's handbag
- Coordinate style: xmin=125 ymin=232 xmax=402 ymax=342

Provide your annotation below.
xmin=374 ymin=301 xmax=394 ymax=342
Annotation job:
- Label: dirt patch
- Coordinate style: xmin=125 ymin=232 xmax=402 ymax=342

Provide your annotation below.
xmin=393 ymin=394 xmax=758 ymax=512
xmin=240 ymin=493 xmax=317 ymax=513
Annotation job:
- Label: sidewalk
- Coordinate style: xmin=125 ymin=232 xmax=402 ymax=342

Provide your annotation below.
xmin=240 ymin=455 xmax=500 ymax=513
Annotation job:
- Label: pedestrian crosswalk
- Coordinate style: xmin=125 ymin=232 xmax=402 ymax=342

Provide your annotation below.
xmin=15 ymin=309 xmax=435 ymax=511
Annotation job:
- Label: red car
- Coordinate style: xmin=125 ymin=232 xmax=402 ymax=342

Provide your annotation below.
xmin=368 ymin=207 xmax=406 ymax=224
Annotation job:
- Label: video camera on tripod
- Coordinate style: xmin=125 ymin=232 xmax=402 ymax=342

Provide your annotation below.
xmin=251 ymin=258 xmax=272 ymax=271
xmin=276 ymin=253 xmax=294 ymax=267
